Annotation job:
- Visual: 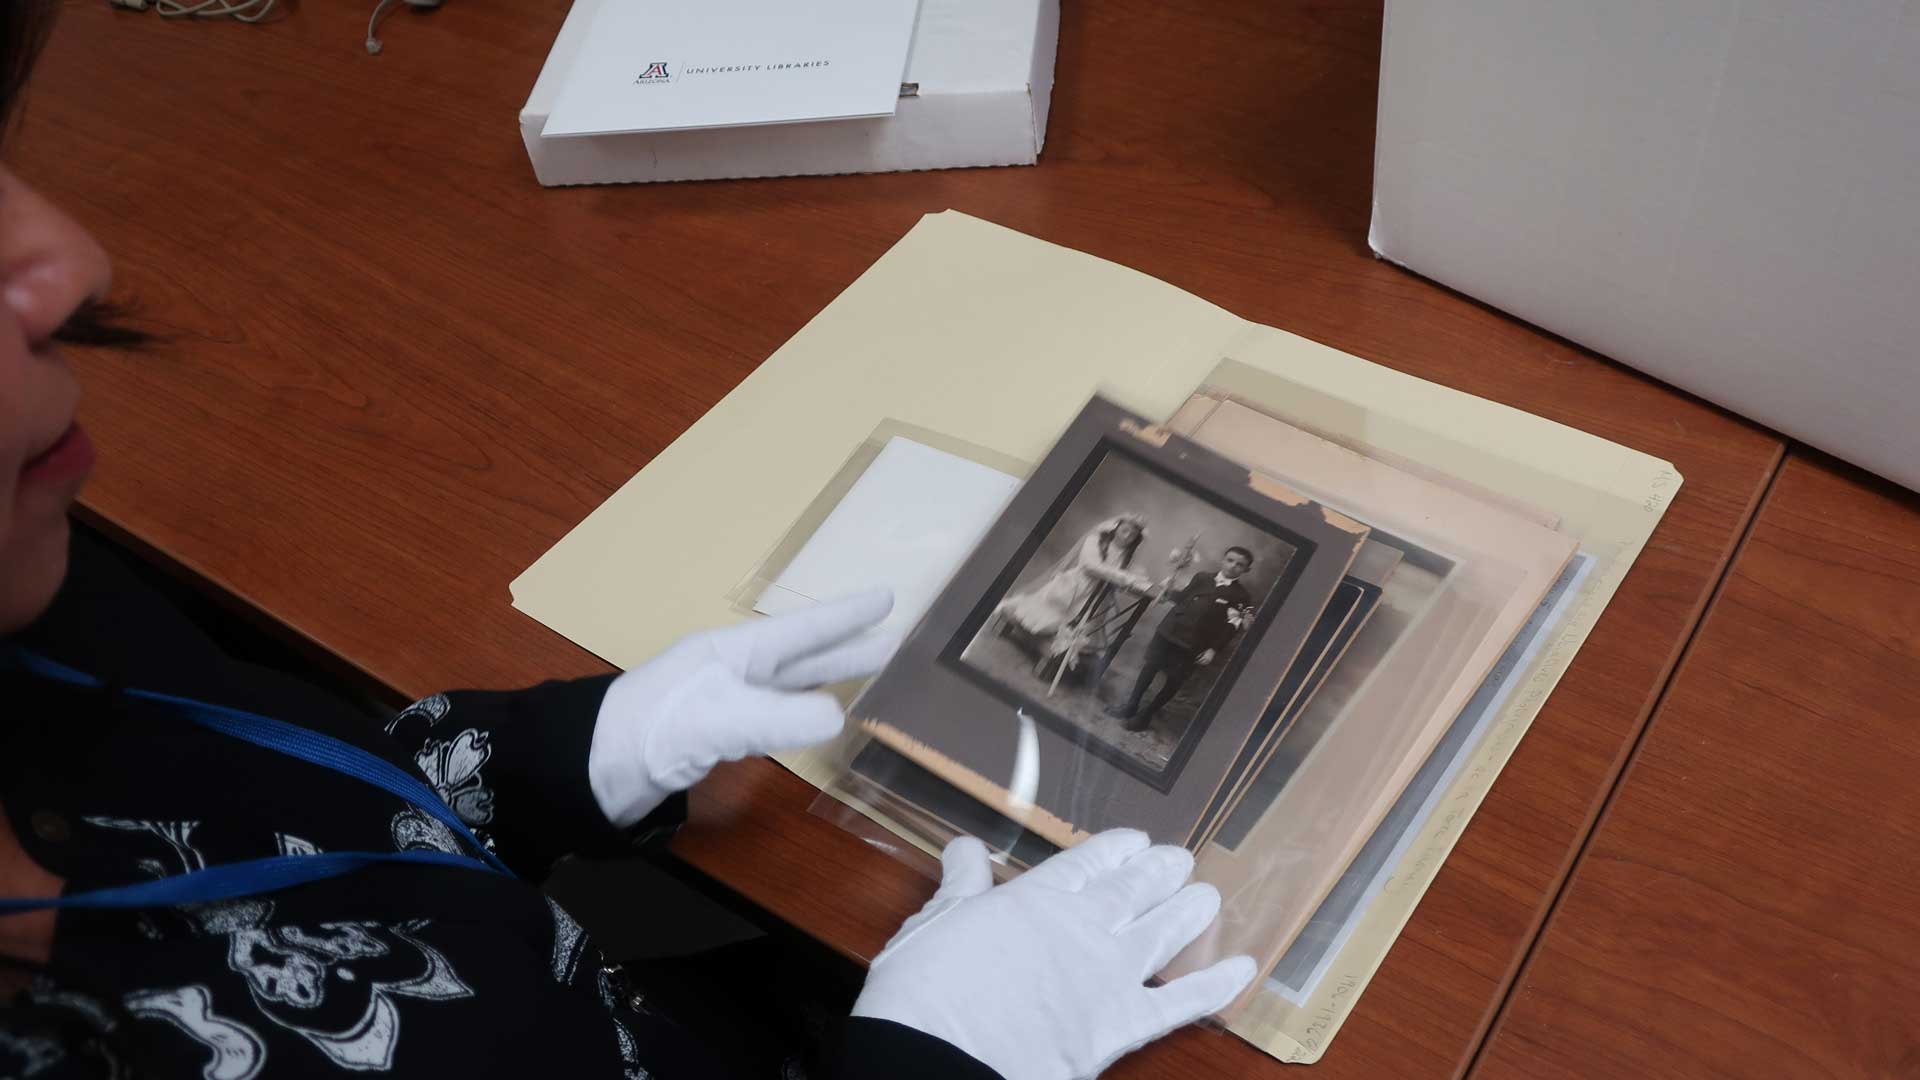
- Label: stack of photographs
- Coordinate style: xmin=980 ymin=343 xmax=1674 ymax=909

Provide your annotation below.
xmin=853 ymin=396 xmax=1372 ymax=849
xmin=838 ymin=389 xmax=1582 ymax=1024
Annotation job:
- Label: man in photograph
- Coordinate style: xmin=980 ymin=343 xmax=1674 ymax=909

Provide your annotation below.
xmin=1106 ymin=546 xmax=1256 ymax=733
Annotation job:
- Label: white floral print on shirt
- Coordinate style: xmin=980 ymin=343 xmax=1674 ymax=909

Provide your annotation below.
xmin=413 ymin=729 xmax=496 ymax=828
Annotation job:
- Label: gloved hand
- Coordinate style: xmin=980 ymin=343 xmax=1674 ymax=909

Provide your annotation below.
xmin=852 ymin=829 xmax=1257 ymax=1080
xmin=588 ymin=589 xmax=895 ymax=827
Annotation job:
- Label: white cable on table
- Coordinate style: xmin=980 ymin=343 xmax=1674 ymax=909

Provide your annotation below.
xmin=150 ymin=0 xmax=277 ymax=21
xmin=110 ymin=0 xmax=431 ymax=57
xmin=364 ymin=0 xmax=405 ymax=54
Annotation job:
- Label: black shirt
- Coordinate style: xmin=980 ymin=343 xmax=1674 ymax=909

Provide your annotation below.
xmin=1152 ymin=572 xmax=1253 ymax=653
xmin=0 ymin=532 xmax=996 ymax=1080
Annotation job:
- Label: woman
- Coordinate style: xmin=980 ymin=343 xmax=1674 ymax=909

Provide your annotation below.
xmin=994 ymin=515 xmax=1155 ymax=664
xmin=0 ymin=3 xmax=1253 ymax=1078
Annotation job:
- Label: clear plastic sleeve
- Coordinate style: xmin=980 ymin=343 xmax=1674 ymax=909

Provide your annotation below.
xmin=1176 ymin=355 xmax=1674 ymax=1062
xmin=801 ymin=370 xmax=1676 ymax=1063
xmin=845 ymin=397 xmax=1374 ymax=854
xmin=731 ymin=419 xmax=1030 ymax=795
xmin=726 ymin=418 xmax=1029 ymax=626
xmin=1152 ymin=390 xmax=1577 ymax=1010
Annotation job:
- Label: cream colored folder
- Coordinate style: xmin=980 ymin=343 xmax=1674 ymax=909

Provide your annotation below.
xmin=509 ymin=211 xmax=1681 ymax=1062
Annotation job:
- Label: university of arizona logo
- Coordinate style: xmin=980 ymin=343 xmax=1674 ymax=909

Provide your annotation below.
xmin=637 ymin=61 xmax=670 ymax=80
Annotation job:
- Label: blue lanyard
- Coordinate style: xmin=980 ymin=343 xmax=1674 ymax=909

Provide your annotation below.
xmin=1 ymin=649 xmax=512 ymax=914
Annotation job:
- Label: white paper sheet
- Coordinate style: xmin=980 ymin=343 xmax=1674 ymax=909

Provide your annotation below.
xmin=753 ymin=437 xmax=1018 ymax=637
xmin=543 ymin=0 xmax=922 ymax=137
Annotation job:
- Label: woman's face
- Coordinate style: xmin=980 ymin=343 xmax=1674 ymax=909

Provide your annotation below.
xmin=1114 ymin=521 xmax=1140 ymax=546
xmin=0 ymin=164 xmax=112 ymax=633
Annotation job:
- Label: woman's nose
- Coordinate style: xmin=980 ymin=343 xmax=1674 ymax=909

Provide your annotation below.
xmin=1 ymin=167 xmax=113 ymax=347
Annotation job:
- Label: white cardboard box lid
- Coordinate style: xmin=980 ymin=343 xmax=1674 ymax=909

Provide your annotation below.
xmin=542 ymin=0 xmax=922 ymax=137
xmin=1370 ymin=0 xmax=1920 ymax=492
xmin=523 ymin=0 xmax=1051 ymax=138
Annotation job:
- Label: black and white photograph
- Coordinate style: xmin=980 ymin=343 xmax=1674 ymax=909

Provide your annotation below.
xmin=953 ymin=449 xmax=1299 ymax=786
xmin=855 ymin=397 xmax=1369 ymax=847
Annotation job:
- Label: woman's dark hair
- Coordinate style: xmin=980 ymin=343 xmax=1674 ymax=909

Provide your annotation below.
xmin=51 ymin=299 xmax=153 ymax=347
xmin=3 ymin=0 xmax=154 ymax=348
xmin=1 ymin=0 xmax=54 ymax=132
xmin=1096 ymin=519 xmax=1145 ymax=569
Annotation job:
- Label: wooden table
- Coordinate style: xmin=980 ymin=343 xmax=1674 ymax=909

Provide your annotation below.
xmin=13 ymin=1 xmax=1822 ymax=1076
xmin=1473 ymin=455 xmax=1920 ymax=1080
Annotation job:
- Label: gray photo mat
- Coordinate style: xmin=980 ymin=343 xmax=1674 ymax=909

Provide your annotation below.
xmin=851 ymin=396 xmax=1370 ymax=848
xmin=954 ymin=451 xmax=1304 ymax=792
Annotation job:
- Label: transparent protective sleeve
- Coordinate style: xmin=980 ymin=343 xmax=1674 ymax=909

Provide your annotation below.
xmin=800 ymin=363 xmax=1677 ymax=1064
xmin=844 ymin=395 xmax=1372 ymax=852
xmin=1154 ymin=392 xmax=1577 ymax=1012
xmin=808 ymin=385 xmax=1572 ymax=1021
xmin=727 ymin=418 xmax=1029 ymax=630
xmin=1187 ymin=354 xmax=1678 ymax=1062
xmin=735 ymin=420 xmax=1030 ymax=796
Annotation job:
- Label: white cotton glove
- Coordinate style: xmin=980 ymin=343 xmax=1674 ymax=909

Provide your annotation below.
xmin=853 ymin=830 xmax=1258 ymax=1080
xmin=588 ymin=589 xmax=896 ymax=828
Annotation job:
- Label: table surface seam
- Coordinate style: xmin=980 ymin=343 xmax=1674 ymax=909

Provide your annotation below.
xmin=1460 ymin=442 xmax=1789 ymax=1079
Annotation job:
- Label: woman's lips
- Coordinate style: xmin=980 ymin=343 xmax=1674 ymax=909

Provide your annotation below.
xmin=19 ymin=421 xmax=95 ymax=488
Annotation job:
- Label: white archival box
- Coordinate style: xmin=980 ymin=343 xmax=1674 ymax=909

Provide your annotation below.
xmin=521 ymin=0 xmax=1059 ymax=186
xmin=1370 ymin=1 xmax=1920 ymax=493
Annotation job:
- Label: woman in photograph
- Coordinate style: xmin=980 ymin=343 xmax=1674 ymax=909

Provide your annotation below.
xmin=993 ymin=515 xmax=1157 ymax=672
